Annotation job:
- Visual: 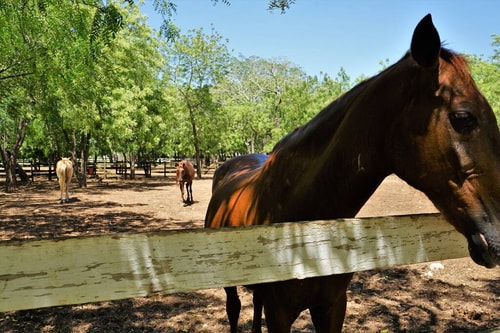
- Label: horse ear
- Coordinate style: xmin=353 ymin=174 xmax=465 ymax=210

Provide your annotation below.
xmin=411 ymin=14 xmax=441 ymax=68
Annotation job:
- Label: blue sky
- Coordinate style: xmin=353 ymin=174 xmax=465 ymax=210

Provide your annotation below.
xmin=140 ymin=0 xmax=499 ymax=79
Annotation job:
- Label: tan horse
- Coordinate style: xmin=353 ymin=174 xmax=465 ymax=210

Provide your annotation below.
xmin=176 ymin=160 xmax=195 ymax=204
xmin=56 ymin=158 xmax=73 ymax=204
xmin=205 ymin=14 xmax=500 ymax=333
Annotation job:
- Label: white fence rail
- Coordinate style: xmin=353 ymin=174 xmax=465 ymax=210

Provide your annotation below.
xmin=0 ymin=213 xmax=468 ymax=313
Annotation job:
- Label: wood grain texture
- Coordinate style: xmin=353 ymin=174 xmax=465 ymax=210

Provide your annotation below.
xmin=0 ymin=213 xmax=468 ymax=312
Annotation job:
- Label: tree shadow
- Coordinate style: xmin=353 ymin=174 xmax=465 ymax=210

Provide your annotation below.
xmin=346 ymin=267 xmax=499 ymax=333
xmin=0 ymin=291 xmax=229 ymax=333
xmin=0 ymin=177 xmax=194 ymax=241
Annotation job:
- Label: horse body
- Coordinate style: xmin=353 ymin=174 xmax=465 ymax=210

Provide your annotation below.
xmin=176 ymin=160 xmax=195 ymax=204
xmin=56 ymin=158 xmax=73 ymax=204
xmin=205 ymin=14 xmax=500 ymax=333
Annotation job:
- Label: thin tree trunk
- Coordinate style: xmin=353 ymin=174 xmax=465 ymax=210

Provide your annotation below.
xmin=79 ymin=133 xmax=89 ymax=187
xmin=189 ymin=108 xmax=202 ymax=179
xmin=1 ymin=118 xmax=30 ymax=192
xmin=1 ymin=148 xmax=17 ymax=192
xmin=71 ymin=131 xmax=83 ymax=188
xmin=48 ymin=152 xmax=55 ymax=181
xmin=129 ymin=151 xmax=136 ymax=180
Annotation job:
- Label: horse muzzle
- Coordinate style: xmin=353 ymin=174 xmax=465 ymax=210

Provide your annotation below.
xmin=469 ymin=232 xmax=500 ymax=268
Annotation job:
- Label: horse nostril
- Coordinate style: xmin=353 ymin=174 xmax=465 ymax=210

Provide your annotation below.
xmin=482 ymin=213 xmax=492 ymax=224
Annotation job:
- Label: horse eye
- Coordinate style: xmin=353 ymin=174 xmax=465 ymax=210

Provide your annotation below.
xmin=448 ymin=111 xmax=478 ymax=134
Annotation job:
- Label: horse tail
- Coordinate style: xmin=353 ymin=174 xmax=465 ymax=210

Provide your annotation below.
xmin=65 ymin=160 xmax=74 ymax=183
xmin=56 ymin=161 xmax=67 ymax=180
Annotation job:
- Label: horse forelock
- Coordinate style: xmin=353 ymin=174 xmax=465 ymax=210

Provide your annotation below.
xmin=440 ymin=48 xmax=471 ymax=78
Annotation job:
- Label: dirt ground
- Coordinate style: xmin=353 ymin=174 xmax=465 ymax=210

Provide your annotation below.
xmin=0 ymin=170 xmax=498 ymax=333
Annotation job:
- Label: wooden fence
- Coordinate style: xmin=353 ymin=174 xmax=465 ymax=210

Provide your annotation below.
xmin=0 ymin=160 xmax=181 ymax=182
xmin=0 ymin=160 xmax=57 ymax=182
xmin=0 ymin=213 xmax=470 ymax=313
xmin=88 ymin=160 xmax=186 ymax=179
xmin=1 ymin=158 xmax=219 ymax=182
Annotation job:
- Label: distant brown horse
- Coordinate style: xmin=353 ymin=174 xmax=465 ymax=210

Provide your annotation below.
xmin=176 ymin=160 xmax=195 ymax=204
xmin=205 ymin=14 xmax=500 ymax=333
xmin=56 ymin=158 xmax=73 ymax=204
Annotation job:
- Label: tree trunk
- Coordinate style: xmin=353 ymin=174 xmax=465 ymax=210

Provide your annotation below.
xmin=1 ymin=118 xmax=30 ymax=192
xmin=79 ymin=133 xmax=90 ymax=188
xmin=129 ymin=151 xmax=136 ymax=180
xmin=1 ymin=149 xmax=17 ymax=192
xmin=189 ymin=108 xmax=202 ymax=179
xmin=71 ymin=131 xmax=90 ymax=188
xmin=48 ymin=152 xmax=56 ymax=181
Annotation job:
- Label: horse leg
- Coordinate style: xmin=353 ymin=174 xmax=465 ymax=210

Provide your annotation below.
xmin=187 ymin=182 xmax=193 ymax=203
xmin=309 ymin=295 xmax=347 ymax=333
xmin=252 ymin=289 xmax=263 ymax=333
xmin=309 ymin=273 xmax=353 ymax=333
xmin=58 ymin=177 xmax=65 ymax=204
xmin=225 ymin=286 xmax=241 ymax=333
xmin=257 ymin=285 xmax=296 ymax=333
xmin=262 ymin=301 xmax=296 ymax=333
xmin=65 ymin=176 xmax=70 ymax=202
xmin=179 ymin=181 xmax=185 ymax=202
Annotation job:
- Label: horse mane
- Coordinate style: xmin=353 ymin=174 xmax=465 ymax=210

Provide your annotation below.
xmin=271 ymin=46 xmax=473 ymax=159
xmin=270 ymin=72 xmax=384 ymax=157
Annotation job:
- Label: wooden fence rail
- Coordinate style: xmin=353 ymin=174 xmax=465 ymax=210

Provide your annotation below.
xmin=0 ymin=213 xmax=468 ymax=313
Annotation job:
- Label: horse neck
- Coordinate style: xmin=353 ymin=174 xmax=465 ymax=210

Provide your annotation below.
xmin=261 ymin=63 xmax=414 ymax=221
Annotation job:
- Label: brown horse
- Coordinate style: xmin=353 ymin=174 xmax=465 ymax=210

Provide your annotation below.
xmin=211 ymin=154 xmax=268 ymax=332
xmin=56 ymin=158 xmax=73 ymax=204
xmin=176 ymin=160 xmax=195 ymax=204
xmin=205 ymin=14 xmax=500 ymax=333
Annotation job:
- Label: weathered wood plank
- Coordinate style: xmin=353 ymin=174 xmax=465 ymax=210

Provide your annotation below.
xmin=0 ymin=213 xmax=468 ymax=312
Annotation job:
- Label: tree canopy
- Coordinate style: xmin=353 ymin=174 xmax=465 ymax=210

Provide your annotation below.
xmin=0 ymin=1 xmax=498 ymax=191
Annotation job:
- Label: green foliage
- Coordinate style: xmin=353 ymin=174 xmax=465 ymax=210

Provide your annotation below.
xmin=466 ymin=41 xmax=500 ymax=123
xmin=98 ymin=4 xmax=165 ymax=158
xmin=163 ymin=26 xmax=231 ymax=160
xmin=213 ymin=57 xmax=352 ymax=153
xmin=0 ymin=0 xmax=166 ymax=183
xmin=267 ymin=0 xmax=296 ymax=13
xmin=1 ymin=0 xmax=498 ymax=188
xmin=152 ymin=0 xmax=179 ymax=40
xmin=90 ymin=3 xmax=124 ymax=57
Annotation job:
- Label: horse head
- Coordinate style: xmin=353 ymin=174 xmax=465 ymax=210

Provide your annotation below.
xmin=176 ymin=162 xmax=185 ymax=184
xmin=389 ymin=14 xmax=500 ymax=268
xmin=174 ymin=161 xmax=184 ymax=202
